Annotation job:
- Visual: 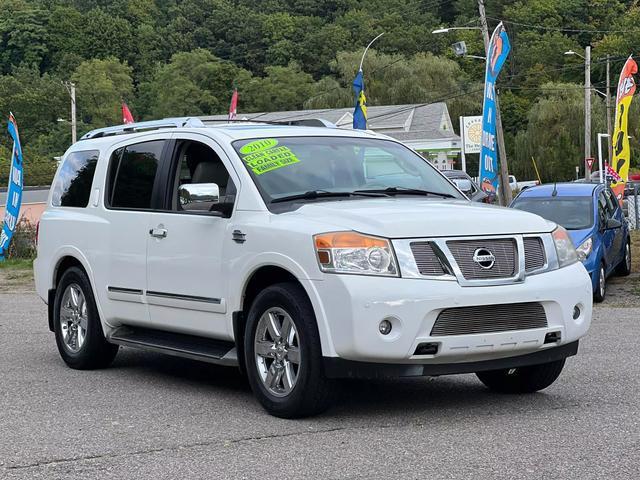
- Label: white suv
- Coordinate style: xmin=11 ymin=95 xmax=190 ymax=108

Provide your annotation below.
xmin=34 ymin=117 xmax=593 ymax=418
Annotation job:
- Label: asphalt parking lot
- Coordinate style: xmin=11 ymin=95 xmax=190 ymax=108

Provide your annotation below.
xmin=1 ymin=277 xmax=639 ymax=480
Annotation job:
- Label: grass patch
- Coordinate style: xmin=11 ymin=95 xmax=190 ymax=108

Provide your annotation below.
xmin=0 ymin=258 xmax=33 ymax=270
xmin=632 ymin=231 xmax=640 ymax=274
xmin=0 ymin=258 xmax=34 ymax=292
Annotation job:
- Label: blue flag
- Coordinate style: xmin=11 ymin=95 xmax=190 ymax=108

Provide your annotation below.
xmin=479 ymin=22 xmax=510 ymax=196
xmin=352 ymin=70 xmax=368 ymax=130
xmin=1 ymin=113 xmax=24 ymax=260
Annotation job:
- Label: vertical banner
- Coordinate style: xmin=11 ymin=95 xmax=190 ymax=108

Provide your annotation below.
xmin=611 ymin=55 xmax=637 ymax=204
xmin=352 ymin=70 xmax=367 ymax=130
xmin=0 ymin=113 xmax=24 ymax=259
xmin=479 ymin=22 xmax=510 ymax=195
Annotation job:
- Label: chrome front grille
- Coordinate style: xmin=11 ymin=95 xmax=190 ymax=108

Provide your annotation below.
xmin=431 ymin=302 xmax=548 ymax=336
xmin=446 ymin=238 xmax=517 ymax=280
xmin=524 ymin=237 xmax=546 ymax=272
xmin=410 ymin=242 xmax=446 ymax=276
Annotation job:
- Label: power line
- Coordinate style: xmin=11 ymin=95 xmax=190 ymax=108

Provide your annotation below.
xmin=492 ymin=17 xmax=640 ymax=34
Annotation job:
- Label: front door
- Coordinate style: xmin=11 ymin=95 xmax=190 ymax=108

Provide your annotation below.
xmin=145 ymin=134 xmax=240 ymax=339
xmin=597 ymin=191 xmax=617 ymax=271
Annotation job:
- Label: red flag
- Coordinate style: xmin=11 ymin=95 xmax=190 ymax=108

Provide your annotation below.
xmin=228 ymin=88 xmax=238 ymax=121
xmin=122 ymin=102 xmax=134 ymax=124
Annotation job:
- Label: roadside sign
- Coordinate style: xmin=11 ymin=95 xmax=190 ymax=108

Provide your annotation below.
xmin=586 ymin=157 xmax=594 ymax=171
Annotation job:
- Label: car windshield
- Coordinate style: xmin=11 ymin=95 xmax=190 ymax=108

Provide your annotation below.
xmin=511 ymin=196 xmax=594 ymax=230
xmin=232 ymin=136 xmax=462 ymax=203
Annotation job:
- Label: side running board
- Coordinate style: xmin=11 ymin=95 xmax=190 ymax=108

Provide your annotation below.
xmin=108 ymin=326 xmax=238 ymax=367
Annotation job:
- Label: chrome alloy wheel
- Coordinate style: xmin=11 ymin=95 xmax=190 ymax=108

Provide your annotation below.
xmin=599 ymin=265 xmax=606 ymax=298
xmin=254 ymin=307 xmax=301 ymax=397
xmin=60 ymin=284 xmax=88 ymax=353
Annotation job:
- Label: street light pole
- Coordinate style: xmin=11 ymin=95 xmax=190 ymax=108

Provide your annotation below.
xmin=478 ymin=0 xmax=512 ymax=205
xmin=584 ymin=46 xmax=591 ymax=180
xmin=606 ymin=55 xmax=612 ymax=166
xmin=63 ymin=81 xmax=77 ymax=144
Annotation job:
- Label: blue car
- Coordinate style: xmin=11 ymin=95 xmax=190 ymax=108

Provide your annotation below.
xmin=511 ymin=183 xmax=631 ymax=302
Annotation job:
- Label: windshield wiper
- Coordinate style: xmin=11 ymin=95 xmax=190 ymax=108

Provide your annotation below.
xmin=270 ymin=190 xmax=386 ymax=204
xmin=353 ymin=186 xmax=456 ymax=198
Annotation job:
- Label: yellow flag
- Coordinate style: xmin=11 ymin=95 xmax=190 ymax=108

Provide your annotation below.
xmin=611 ymin=56 xmax=637 ymax=204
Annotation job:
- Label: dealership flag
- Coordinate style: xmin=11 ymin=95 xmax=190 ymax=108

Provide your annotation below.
xmin=352 ymin=70 xmax=368 ymax=130
xmin=122 ymin=102 xmax=134 ymax=124
xmin=611 ymin=55 xmax=637 ymax=204
xmin=479 ymin=22 xmax=510 ymax=195
xmin=0 ymin=113 xmax=24 ymax=260
xmin=228 ymin=88 xmax=238 ymax=121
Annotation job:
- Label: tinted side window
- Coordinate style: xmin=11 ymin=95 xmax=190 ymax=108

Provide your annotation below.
xmin=109 ymin=141 xmax=164 ymax=209
xmin=51 ymin=150 xmax=99 ymax=207
xmin=604 ymin=189 xmax=617 ymax=215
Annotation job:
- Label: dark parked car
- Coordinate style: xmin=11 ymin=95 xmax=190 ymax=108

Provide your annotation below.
xmin=442 ymin=170 xmax=488 ymax=202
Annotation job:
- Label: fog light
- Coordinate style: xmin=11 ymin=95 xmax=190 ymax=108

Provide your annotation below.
xmin=573 ymin=305 xmax=581 ymax=320
xmin=379 ymin=319 xmax=392 ymax=335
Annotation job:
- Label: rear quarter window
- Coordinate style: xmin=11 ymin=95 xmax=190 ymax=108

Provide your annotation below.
xmin=51 ymin=150 xmax=99 ymax=207
xmin=107 ymin=141 xmax=164 ymax=210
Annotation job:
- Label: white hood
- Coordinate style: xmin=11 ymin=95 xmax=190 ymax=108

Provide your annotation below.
xmin=281 ymin=198 xmax=555 ymax=238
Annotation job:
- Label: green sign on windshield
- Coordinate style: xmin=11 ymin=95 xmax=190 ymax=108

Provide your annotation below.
xmin=240 ymin=139 xmax=300 ymax=175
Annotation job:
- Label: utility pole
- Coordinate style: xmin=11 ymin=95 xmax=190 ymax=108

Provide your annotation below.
xmin=584 ymin=46 xmax=591 ymax=179
xmin=63 ymin=81 xmax=77 ymax=144
xmin=606 ymin=54 xmax=612 ymax=166
xmin=478 ymin=0 xmax=512 ymax=205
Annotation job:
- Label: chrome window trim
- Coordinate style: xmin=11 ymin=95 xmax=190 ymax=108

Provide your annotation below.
xmin=394 ymin=232 xmax=557 ymax=285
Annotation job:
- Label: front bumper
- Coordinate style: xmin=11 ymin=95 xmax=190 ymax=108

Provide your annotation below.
xmin=312 ymin=261 xmax=592 ymax=364
xmin=324 ymin=340 xmax=579 ymax=379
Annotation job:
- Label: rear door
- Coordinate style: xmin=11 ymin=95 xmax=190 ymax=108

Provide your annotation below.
xmin=145 ymin=133 xmax=240 ymax=339
xmin=101 ymin=138 xmax=167 ymax=327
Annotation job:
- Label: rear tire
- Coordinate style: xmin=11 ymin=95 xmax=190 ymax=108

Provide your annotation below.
xmin=244 ymin=282 xmax=334 ymax=418
xmin=593 ymin=262 xmax=606 ymax=303
xmin=616 ymin=240 xmax=631 ymax=276
xmin=53 ymin=267 xmax=119 ymax=369
xmin=476 ymin=359 xmax=566 ymax=393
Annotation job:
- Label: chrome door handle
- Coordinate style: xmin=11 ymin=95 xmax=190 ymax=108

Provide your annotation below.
xmin=149 ymin=228 xmax=168 ymax=238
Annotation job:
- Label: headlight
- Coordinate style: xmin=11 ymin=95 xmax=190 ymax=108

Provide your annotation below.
xmin=576 ymin=237 xmax=593 ymax=262
xmin=314 ymin=231 xmax=399 ymax=276
xmin=552 ymin=226 xmax=578 ymax=267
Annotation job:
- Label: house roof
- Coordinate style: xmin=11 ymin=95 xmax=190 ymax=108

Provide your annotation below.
xmin=201 ymin=102 xmax=460 ymax=144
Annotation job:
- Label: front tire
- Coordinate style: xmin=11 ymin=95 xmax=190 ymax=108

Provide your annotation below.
xmin=244 ymin=282 xmax=334 ymax=418
xmin=616 ymin=240 xmax=631 ymax=276
xmin=476 ymin=359 xmax=566 ymax=393
xmin=53 ymin=267 xmax=118 ymax=369
xmin=594 ymin=261 xmax=606 ymax=303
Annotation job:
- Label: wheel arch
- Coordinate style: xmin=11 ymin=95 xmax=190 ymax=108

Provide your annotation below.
xmin=233 ymin=264 xmax=334 ymax=373
xmin=47 ymin=249 xmax=100 ymax=332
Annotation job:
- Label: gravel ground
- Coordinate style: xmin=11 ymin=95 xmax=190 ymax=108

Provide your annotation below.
xmin=0 ymin=276 xmax=638 ymax=479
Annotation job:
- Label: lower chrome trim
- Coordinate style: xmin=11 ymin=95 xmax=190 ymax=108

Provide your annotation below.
xmin=146 ymin=290 xmax=221 ymax=304
xmin=107 ymin=286 xmax=143 ymax=295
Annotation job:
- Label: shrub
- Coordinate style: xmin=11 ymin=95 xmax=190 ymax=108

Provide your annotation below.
xmin=5 ymin=217 xmax=37 ymax=260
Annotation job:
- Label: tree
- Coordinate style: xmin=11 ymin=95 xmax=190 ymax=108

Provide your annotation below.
xmin=0 ymin=2 xmax=49 ymax=73
xmin=71 ymin=57 xmax=134 ymax=126
xmin=510 ymin=83 xmax=607 ymax=182
xmin=244 ymin=63 xmax=316 ymax=112
xmin=138 ymin=49 xmax=252 ymax=118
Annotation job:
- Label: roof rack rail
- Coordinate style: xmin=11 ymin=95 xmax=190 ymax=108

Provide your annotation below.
xmin=80 ymin=117 xmax=205 ymax=140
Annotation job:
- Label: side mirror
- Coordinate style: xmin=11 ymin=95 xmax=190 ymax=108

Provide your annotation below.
xmin=179 ymin=183 xmax=220 ymax=211
xmin=471 ymin=190 xmax=488 ymax=202
xmin=606 ymin=217 xmax=622 ymax=229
